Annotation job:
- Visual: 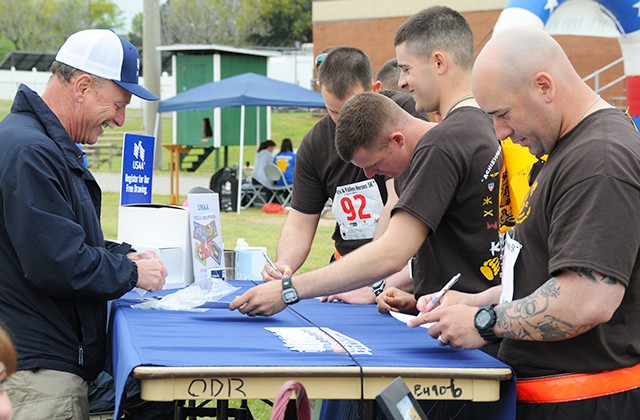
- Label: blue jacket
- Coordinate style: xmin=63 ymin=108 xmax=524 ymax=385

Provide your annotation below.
xmin=0 ymin=85 xmax=136 ymax=381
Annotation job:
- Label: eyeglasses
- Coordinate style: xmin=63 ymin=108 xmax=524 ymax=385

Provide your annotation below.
xmin=315 ymin=53 xmax=327 ymax=69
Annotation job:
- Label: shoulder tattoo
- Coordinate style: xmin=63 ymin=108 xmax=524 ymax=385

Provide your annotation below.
xmin=568 ymin=267 xmax=617 ymax=285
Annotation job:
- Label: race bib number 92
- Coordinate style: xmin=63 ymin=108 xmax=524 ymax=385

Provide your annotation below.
xmin=332 ymin=180 xmax=384 ymax=240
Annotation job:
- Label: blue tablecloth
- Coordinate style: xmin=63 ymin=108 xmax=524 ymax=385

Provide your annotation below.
xmin=110 ymin=281 xmax=515 ymax=418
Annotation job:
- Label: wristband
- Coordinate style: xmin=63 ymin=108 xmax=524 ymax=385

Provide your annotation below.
xmin=129 ymin=261 xmax=139 ymax=288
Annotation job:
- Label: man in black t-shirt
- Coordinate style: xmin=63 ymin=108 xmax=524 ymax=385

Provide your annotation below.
xmin=232 ymin=6 xmax=501 ymax=324
xmin=412 ymin=25 xmax=640 ymax=420
xmin=262 ymin=47 xmax=426 ymax=304
xmin=235 ymin=8 xmax=503 ymax=419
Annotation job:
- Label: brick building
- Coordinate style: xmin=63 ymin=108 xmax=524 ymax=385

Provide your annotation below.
xmin=312 ymin=0 xmax=626 ymax=106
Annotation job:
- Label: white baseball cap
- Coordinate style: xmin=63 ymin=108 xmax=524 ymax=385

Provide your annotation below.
xmin=55 ymin=29 xmax=158 ymax=101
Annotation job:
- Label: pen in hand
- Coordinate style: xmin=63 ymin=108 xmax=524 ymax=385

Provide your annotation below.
xmin=423 ymin=273 xmax=461 ymax=313
xmin=262 ymin=250 xmax=282 ymax=275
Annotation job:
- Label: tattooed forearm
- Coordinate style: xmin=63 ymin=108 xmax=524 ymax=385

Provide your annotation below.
xmin=495 ymin=277 xmax=596 ymax=341
xmin=568 ymin=267 xmax=617 ymax=285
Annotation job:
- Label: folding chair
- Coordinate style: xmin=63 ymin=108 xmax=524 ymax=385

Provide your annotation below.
xmin=264 ymin=163 xmax=293 ymax=207
xmin=240 ymin=167 xmax=267 ymax=209
xmin=321 ymin=198 xmax=333 ymax=218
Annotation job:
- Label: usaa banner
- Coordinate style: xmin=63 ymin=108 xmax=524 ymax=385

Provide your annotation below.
xmin=120 ymin=133 xmax=155 ymax=206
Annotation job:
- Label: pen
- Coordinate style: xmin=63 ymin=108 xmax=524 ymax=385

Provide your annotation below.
xmin=423 ymin=273 xmax=461 ymax=313
xmin=262 ymin=250 xmax=282 ymax=275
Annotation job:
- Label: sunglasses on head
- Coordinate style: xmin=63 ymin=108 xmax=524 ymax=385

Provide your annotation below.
xmin=315 ymin=53 xmax=327 ymax=68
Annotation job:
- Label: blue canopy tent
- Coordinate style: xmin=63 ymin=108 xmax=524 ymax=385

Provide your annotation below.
xmin=157 ymin=72 xmax=325 ymax=212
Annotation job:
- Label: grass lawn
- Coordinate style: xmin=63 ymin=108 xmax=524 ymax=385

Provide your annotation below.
xmin=90 ymin=105 xmax=336 ymax=274
xmin=101 ymin=192 xmax=336 ymax=275
xmin=76 ymin=107 xmax=322 ymax=174
xmin=0 ymin=98 xmax=333 ymax=271
xmin=0 ymin=99 xmax=324 ymax=173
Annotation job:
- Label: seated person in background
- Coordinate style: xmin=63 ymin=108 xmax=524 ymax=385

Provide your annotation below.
xmin=252 ymin=139 xmax=277 ymax=187
xmin=273 ymin=138 xmax=296 ymax=186
xmin=0 ymin=324 xmax=16 ymax=420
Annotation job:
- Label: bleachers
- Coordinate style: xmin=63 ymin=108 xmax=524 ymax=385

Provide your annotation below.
xmin=83 ymin=131 xmax=148 ymax=170
xmin=83 ymin=140 xmax=123 ymax=170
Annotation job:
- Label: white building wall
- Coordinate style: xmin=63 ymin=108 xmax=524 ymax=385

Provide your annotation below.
xmin=0 ymin=54 xmax=314 ymax=108
xmin=267 ymin=54 xmax=315 ymax=90
xmin=0 ymin=68 xmax=176 ymax=110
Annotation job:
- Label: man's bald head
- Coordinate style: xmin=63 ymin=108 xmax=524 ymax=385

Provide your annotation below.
xmin=472 ymin=26 xmax=594 ymax=156
xmin=474 ymin=26 xmax=572 ymax=100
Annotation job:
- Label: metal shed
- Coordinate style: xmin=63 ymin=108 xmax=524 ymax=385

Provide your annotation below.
xmin=157 ymin=44 xmax=281 ymax=171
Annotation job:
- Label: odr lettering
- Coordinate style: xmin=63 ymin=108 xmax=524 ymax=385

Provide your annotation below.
xmin=187 ymin=378 xmax=247 ymax=398
xmin=413 ymin=378 xmax=463 ymax=399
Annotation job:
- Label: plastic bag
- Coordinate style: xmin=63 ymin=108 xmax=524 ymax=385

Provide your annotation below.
xmin=131 ymin=278 xmax=238 ymax=311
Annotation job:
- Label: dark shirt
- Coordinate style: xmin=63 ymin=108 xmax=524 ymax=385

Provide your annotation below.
xmin=394 ymin=106 xmax=502 ymax=297
xmin=502 ymin=109 xmax=640 ymax=378
xmin=292 ymin=90 xmax=426 ymax=256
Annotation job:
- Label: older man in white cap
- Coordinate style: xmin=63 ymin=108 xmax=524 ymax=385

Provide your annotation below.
xmin=0 ymin=29 xmax=168 ymax=418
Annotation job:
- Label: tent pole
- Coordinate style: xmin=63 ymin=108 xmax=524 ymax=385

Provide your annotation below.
xmin=267 ymin=106 xmax=272 ymax=139
xmin=153 ymin=113 xmax=160 ymax=139
xmin=256 ymin=107 xmax=260 ymax=146
xmin=237 ymin=105 xmax=245 ymax=214
xmin=153 ymin=114 xmax=161 ymax=172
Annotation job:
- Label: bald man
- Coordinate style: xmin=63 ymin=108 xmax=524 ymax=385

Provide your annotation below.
xmin=411 ymin=26 xmax=640 ymax=418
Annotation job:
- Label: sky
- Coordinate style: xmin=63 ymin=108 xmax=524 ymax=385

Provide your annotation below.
xmin=112 ymin=0 xmax=144 ymax=32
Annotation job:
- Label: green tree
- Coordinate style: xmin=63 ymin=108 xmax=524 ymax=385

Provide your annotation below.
xmin=247 ymin=0 xmax=311 ymax=47
xmin=162 ymin=0 xmax=295 ymax=47
xmin=129 ymin=12 xmax=144 ymax=46
xmin=161 ymin=0 xmax=256 ymax=45
xmin=88 ymin=0 xmax=125 ymax=31
xmin=0 ymin=0 xmax=125 ymax=60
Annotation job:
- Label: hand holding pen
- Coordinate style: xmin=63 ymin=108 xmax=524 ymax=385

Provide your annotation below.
xmin=422 ymin=273 xmax=461 ymax=313
xmin=261 ymin=250 xmax=282 ymax=274
xmin=261 ymin=250 xmax=292 ymax=282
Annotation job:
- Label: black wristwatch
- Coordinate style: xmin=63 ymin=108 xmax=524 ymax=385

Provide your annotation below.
xmin=281 ymin=276 xmax=299 ymax=305
xmin=474 ymin=304 xmax=499 ymax=342
xmin=372 ymin=279 xmax=385 ymax=297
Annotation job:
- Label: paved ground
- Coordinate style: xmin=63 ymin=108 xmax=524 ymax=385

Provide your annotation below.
xmin=92 ymin=171 xmax=212 ymax=195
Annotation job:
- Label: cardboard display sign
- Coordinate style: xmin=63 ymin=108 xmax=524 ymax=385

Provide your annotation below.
xmin=187 ymin=192 xmax=225 ymax=281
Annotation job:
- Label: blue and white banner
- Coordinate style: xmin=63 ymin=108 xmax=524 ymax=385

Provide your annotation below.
xmin=120 ymin=133 xmax=155 ymax=206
